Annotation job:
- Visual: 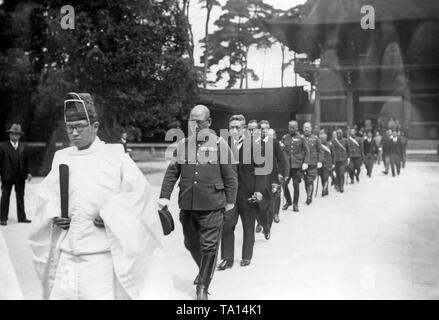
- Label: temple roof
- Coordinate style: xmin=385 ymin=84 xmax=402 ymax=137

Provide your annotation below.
xmin=265 ymin=0 xmax=439 ymax=59
xmin=267 ymin=0 xmax=439 ymax=27
xmin=198 ymin=87 xmax=308 ymax=112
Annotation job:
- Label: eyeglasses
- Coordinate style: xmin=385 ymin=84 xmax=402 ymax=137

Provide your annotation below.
xmin=65 ymin=123 xmax=90 ymax=134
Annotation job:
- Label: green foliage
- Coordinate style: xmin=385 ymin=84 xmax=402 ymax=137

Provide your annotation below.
xmin=0 ymin=0 xmax=199 ymax=142
xmin=200 ymin=0 xmax=275 ymax=89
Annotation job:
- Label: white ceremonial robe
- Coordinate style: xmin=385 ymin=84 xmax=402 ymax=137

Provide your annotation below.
xmin=0 ymin=230 xmax=24 ymax=300
xmin=29 ymin=138 xmax=175 ymax=300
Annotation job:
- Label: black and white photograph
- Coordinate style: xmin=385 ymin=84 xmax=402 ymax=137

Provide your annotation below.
xmin=1 ymin=0 xmax=439 ymax=305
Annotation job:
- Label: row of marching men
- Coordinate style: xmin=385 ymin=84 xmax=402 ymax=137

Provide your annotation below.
xmin=218 ymin=117 xmax=372 ymax=273
xmin=159 ymin=106 xmax=373 ymax=300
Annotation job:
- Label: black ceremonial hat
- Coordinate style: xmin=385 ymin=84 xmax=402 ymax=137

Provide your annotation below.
xmin=158 ymin=206 xmax=175 ymax=236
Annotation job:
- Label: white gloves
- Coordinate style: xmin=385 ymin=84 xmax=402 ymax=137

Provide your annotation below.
xmin=317 ymin=162 xmax=322 ymax=169
xmin=302 ymin=163 xmax=309 ymax=171
xmin=254 ymin=192 xmax=263 ymax=201
xmin=157 ymin=198 xmax=170 ymax=209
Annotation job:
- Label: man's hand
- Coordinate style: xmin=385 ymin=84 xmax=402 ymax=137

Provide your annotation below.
xmin=157 ymin=198 xmax=170 ymax=209
xmin=53 ymin=217 xmax=71 ymax=230
xmin=94 ymin=216 xmax=105 ymax=228
xmin=317 ymin=162 xmax=322 ymax=169
xmin=271 ymin=183 xmax=280 ymax=194
xmin=254 ymin=192 xmax=263 ymax=202
xmin=225 ymin=203 xmax=234 ymax=212
xmin=278 ymin=175 xmax=284 ymax=184
xmin=27 ymin=173 xmax=32 ymax=182
xmin=302 ymin=163 xmax=309 ymax=171
xmin=332 ymin=164 xmax=336 ymax=169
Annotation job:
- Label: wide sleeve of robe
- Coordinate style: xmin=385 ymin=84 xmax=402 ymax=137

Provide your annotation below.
xmin=99 ymin=146 xmax=175 ymax=300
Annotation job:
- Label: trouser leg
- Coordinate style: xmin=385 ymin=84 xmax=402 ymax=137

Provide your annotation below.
xmin=239 ymin=203 xmax=257 ymax=261
xmin=274 ymin=191 xmax=281 ymax=215
xmin=180 ymin=210 xmax=201 ymax=266
xmin=291 ymin=169 xmax=301 ymax=205
xmin=14 ymin=180 xmax=26 ymax=221
xmin=348 ymin=160 xmax=354 ymax=181
xmin=220 ymin=207 xmax=239 ymax=262
xmin=283 ymin=176 xmax=292 ymax=205
xmin=384 ymin=156 xmax=390 ymax=173
xmin=0 ymin=180 xmax=13 ymax=222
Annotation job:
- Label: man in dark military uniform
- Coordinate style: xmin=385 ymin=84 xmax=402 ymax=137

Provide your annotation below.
xmin=347 ymin=128 xmax=364 ymax=184
xmin=281 ymin=120 xmax=310 ymax=212
xmin=363 ymin=131 xmax=377 ymax=177
xmin=302 ymin=122 xmax=323 ymax=205
xmin=158 ymin=105 xmax=237 ymax=300
xmin=318 ymin=132 xmax=333 ymax=197
xmin=218 ymin=115 xmax=268 ymax=271
xmin=332 ymin=129 xmax=350 ymax=193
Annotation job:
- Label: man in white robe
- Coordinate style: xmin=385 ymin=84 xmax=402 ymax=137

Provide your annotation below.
xmin=29 ymin=92 xmax=174 ymax=300
xmin=0 ymin=229 xmax=24 ymax=299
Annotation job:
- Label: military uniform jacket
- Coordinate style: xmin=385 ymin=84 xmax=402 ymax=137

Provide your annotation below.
xmin=281 ymin=133 xmax=310 ymax=169
xmin=347 ymin=136 xmax=364 ymax=159
xmin=303 ymin=134 xmax=323 ymax=166
xmin=160 ymin=132 xmax=238 ymax=211
xmin=320 ymin=142 xmax=333 ymax=169
xmin=332 ymin=138 xmax=349 ymax=163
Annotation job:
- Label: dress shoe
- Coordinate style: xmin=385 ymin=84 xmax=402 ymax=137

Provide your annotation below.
xmin=273 ymin=214 xmax=280 ymax=223
xmin=293 ymin=204 xmax=299 ymax=212
xmin=240 ymin=259 xmax=251 ymax=267
xmin=0 ymin=221 xmax=7 ymax=226
xmin=264 ymin=231 xmax=271 ymax=240
xmin=217 ymin=259 xmax=233 ymax=271
xmin=356 ymin=175 xmax=360 ymax=182
xmin=282 ymin=203 xmax=292 ymax=210
xmin=18 ymin=218 xmax=31 ymax=223
xmin=349 ymin=179 xmax=354 ymax=184
xmin=255 ymin=223 xmax=262 ymax=233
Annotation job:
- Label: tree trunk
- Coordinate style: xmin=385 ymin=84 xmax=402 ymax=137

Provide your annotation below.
xmin=281 ymin=44 xmax=285 ymax=88
xmin=203 ymin=4 xmax=212 ymax=88
xmin=245 ymin=49 xmax=249 ymax=89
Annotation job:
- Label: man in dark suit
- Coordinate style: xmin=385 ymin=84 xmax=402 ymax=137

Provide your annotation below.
xmin=390 ymin=130 xmax=404 ymax=176
xmin=255 ymin=122 xmax=287 ymax=237
xmin=158 ymin=105 xmax=237 ymax=300
xmin=218 ymin=115 xmax=268 ymax=272
xmin=363 ymin=131 xmax=377 ymax=177
xmin=382 ymin=129 xmax=393 ymax=175
xmin=0 ymin=124 xmax=32 ymax=226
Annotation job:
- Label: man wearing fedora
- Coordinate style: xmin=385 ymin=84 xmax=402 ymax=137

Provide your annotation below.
xmin=0 ymin=123 xmax=32 ymax=226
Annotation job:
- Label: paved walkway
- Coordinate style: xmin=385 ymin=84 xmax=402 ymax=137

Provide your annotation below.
xmin=1 ymin=161 xmax=439 ymax=299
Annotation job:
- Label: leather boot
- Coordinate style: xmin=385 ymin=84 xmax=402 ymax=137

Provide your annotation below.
xmin=322 ymin=181 xmax=329 ymax=197
xmin=306 ymin=184 xmax=313 ymax=205
xmin=196 ymin=253 xmax=216 ymax=300
xmin=191 ymin=251 xmax=201 ymax=285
